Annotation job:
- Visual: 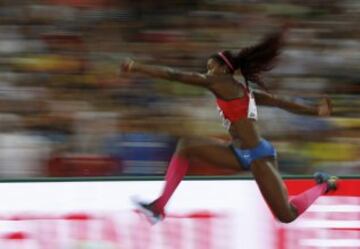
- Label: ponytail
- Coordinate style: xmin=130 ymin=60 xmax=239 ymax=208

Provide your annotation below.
xmin=210 ymin=29 xmax=286 ymax=91
xmin=234 ymin=30 xmax=285 ymax=91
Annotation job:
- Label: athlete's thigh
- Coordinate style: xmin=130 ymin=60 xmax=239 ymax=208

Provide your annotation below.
xmin=251 ymin=158 xmax=294 ymax=219
xmin=181 ymin=136 xmax=244 ymax=171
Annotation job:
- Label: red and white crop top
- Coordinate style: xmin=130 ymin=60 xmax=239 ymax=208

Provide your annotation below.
xmin=216 ymin=82 xmax=258 ymax=129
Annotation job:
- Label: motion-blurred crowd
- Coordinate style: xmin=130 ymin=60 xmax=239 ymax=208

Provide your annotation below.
xmin=0 ymin=0 xmax=359 ymax=178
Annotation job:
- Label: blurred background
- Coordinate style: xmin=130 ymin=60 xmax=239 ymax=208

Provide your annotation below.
xmin=0 ymin=0 xmax=359 ymax=178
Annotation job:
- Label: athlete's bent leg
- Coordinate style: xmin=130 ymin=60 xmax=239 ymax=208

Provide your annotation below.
xmin=251 ymin=158 xmax=337 ymax=223
xmin=135 ymin=136 xmax=244 ymax=224
xmin=153 ymin=137 xmax=244 ymax=211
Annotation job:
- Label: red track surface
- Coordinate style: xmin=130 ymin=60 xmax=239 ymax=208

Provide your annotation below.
xmin=284 ymin=179 xmax=360 ymax=196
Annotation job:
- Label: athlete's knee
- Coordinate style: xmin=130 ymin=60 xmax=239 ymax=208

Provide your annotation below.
xmin=276 ymin=214 xmax=296 ymax=224
xmin=275 ymin=207 xmax=298 ymax=223
xmin=176 ymin=137 xmax=209 ymax=159
xmin=175 ymin=138 xmax=194 ymax=157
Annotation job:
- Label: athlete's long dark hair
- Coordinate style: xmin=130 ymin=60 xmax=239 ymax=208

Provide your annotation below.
xmin=212 ymin=29 xmax=286 ymax=91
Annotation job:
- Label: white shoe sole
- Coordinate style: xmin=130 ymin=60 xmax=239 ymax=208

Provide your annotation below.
xmin=131 ymin=196 xmax=163 ymax=225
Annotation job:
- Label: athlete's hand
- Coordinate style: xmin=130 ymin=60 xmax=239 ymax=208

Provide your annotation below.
xmin=318 ymin=96 xmax=332 ymax=117
xmin=121 ymin=58 xmax=135 ymax=73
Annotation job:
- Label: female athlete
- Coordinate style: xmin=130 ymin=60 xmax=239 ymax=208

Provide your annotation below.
xmin=122 ymin=30 xmax=338 ymax=224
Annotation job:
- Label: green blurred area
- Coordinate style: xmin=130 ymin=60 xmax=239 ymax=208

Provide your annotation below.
xmin=0 ymin=0 xmax=358 ymax=178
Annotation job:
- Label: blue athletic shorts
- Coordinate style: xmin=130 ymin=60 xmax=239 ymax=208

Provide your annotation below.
xmin=229 ymin=139 xmax=277 ymax=170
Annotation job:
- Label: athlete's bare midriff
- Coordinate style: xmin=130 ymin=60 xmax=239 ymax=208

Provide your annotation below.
xmin=211 ymin=78 xmax=262 ymax=149
xmin=229 ymin=119 xmax=262 ymax=149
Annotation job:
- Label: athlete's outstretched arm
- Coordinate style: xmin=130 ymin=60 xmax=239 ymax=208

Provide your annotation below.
xmin=253 ymin=90 xmax=332 ymax=117
xmin=121 ymin=58 xmax=211 ymax=88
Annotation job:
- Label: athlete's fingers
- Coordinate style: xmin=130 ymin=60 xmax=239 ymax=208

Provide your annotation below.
xmin=121 ymin=58 xmax=135 ymax=73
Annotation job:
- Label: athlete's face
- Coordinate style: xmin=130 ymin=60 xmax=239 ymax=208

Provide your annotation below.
xmin=206 ymin=58 xmax=228 ymax=76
